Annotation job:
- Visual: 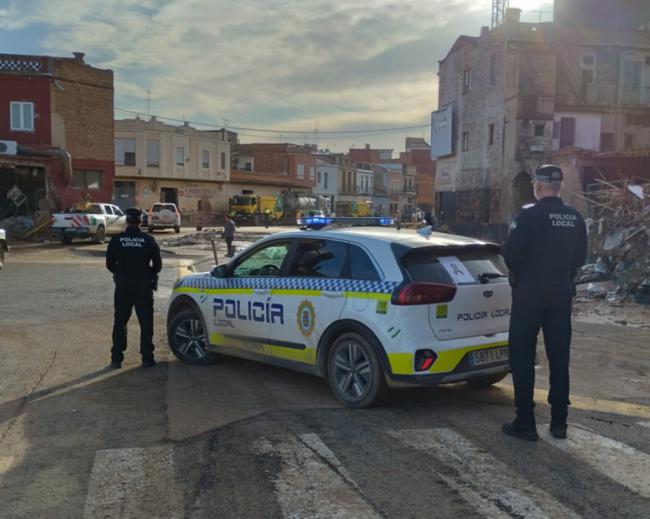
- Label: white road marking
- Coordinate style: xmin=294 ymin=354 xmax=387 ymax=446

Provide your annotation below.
xmin=390 ymin=429 xmax=580 ymax=519
xmin=540 ymin=424 xmax=650 ymax=499
xmin=0 ymin=456 xmax=14 ymax=486
xmin=83 ymin=446 xmax=183 ymax=519
xmin=255 ymin=434 xmax=380 ymax=519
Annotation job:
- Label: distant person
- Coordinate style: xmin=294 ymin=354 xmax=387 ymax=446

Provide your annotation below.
xmin=223 ymin=213 xmax=236 ymax=257
xmin=502 ymin=165 xmax=587 ymax=441
xmin=106 ymin=208 xmax=162 ymax=369
xmin=263 ymin=208 xmax=271 ymax=228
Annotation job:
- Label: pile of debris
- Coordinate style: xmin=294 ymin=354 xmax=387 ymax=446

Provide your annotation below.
xmin=578 ymin=180 xmax=650 ymax=304
xmin=159 ymin=229 xmax=268 ymax=249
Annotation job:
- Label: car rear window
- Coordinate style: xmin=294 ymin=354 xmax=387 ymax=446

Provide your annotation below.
xmin=152 ymin=204 xmax=176 ymax=212
xmin=400 ymin=246 xmax=507 ymax=285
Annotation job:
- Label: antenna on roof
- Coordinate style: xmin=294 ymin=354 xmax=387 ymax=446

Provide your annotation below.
xmin=492 ymin=0 xmax=509 ymax=28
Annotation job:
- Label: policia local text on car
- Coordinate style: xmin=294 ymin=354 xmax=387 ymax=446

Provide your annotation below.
xmin=502 ymin=165 xmax=587 ymax=441
xmin=106 ymin=208 xmax=163 ymax=369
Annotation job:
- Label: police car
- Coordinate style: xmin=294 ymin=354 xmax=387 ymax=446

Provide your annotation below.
xmin=167 ymin=217 xmax=511 ymax=408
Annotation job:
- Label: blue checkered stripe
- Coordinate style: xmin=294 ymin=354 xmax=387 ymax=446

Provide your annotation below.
xmin=178 ymin=275 xmax=399 ymax=294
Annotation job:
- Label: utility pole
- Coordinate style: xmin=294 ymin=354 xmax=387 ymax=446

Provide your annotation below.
xmin=492 ymin=0 xmax=509 ymax=28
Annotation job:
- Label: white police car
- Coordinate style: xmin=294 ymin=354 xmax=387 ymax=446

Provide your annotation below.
xmin=167 ymin=218 xmax=511 ymax=408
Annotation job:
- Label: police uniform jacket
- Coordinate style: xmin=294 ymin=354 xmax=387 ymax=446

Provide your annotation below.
xmin=106 ymin=226 xmax=162 ymax=282
xmin=503 ymin=196 xmax=587 ymax=283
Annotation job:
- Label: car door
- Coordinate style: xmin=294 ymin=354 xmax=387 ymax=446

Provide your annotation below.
xmin=268 ymin=238 xmax=349 ymax=366
xmin=205 ymin=239 xmax=293 ymax=359
xmin=110 ymin=205 xmax=126 ymax=232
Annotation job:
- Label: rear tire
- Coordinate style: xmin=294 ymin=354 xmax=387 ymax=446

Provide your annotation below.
xmin=168 ymin=309 xmax=220 ymax=365
xmin=174 ymin=226 xmax=181 ymax=233
xmin=94 ymin=226 xmax=106 ymax=244
xmin=62 ymin=235 xmax=72 ymax=245
xmin=327 ymin=332 xmax=386 ymax=408
xmin=466 ymin=371 xmax=508 ymax=387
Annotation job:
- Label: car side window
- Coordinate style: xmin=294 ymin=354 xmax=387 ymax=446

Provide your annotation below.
xmin=104 ymin=205 xmax=114 ymax=215
xmin=349 ymin=245 xmax=381 ymax=281
xmin=231 ymin=242 xmax=291 ymax=278
xmin=113 ymin=207 xmax=124 ymax=216
xmin=289 ymin=239 xmax=347 ymax=278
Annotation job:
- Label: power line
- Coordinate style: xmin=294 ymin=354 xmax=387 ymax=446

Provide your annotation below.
xmin=114 ymin=107 xmax=431 ymax=135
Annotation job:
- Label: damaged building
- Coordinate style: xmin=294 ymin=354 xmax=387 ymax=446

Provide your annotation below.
xmin=0 ymin=53 xmax=114 ymax=237
xmin=431 ymin=0 xmax=650 ymax=242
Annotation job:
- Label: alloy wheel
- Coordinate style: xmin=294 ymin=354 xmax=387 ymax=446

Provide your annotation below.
xmin=333 ymin=341 xmax=372 ymax=400
xmin=174 ymin=318 xmax=208 ymax=360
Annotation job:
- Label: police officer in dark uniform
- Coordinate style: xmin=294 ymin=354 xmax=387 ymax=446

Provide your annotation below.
xmin=106 ymin=208 xmax=162 ymax=369
xmin=502 ymin=165 xmax=587 ymax=441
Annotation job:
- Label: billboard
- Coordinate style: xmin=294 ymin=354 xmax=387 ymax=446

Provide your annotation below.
xmin=430 ymin=105 xmax=453 ymax=159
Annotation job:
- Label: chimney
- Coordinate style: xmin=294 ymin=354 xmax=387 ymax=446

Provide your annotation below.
xmin=505 ymin=7 xmax=522 ymax=24
xmin=480 ymin=26 xmax=490 ymax=38
xmin=72 ymin=52 xmax=85 ymax=64
xmin=365 ymin=143 xmax=370 ymax=149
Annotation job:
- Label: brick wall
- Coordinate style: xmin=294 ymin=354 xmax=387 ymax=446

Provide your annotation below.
xmin=51 ymin=57 xmax=114 ymax=162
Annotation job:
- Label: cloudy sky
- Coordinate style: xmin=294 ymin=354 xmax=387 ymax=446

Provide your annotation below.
xmin=1 ymin=0 xmax=552 ymax=153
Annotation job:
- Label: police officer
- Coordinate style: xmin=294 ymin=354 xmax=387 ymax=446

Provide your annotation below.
xmin=502 ymin=165 xmax=587 ymax=441
xmin=106 ymin=208 xmax=162 ymax=369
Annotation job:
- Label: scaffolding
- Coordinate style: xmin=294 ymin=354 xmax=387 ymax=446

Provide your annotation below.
xmin=492 ymin=0 xmax=509 ymax=28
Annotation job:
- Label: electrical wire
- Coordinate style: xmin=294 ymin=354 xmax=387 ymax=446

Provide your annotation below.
xmin=114 ymin=107 xmax=431 ymax=136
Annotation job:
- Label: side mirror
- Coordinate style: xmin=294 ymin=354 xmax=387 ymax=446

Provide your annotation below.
xmin=211 ymin=264 xmax=228 ymax=278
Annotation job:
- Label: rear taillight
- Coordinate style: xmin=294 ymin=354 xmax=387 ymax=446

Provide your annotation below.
xmin=392 ymin=282 xmax=457 ymax=305
xmin=415 ymin=349 xmax=437 ymax=371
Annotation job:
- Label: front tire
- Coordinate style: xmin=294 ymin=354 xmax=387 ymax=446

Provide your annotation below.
xmin=327 ymin=332 xmax=386 ymax=408
xmin=466 ymin=371 xmax=508 ymax=387
xmin=174 ymin=225 xmax=181 ymax=233
xmin=62 ymin=235 xmax=72 ymax=245
xmin=168 ymin=309 xmax=220 ymax=365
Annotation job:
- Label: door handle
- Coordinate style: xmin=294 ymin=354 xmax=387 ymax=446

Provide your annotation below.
xmin=323 ymin=291 xmax=343 ymax=298
xmin=253 ymin=288 xmax=269 ymax=295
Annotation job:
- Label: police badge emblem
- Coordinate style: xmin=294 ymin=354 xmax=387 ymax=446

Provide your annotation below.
xmin=296 ymin=300 xmax=316 ymax=337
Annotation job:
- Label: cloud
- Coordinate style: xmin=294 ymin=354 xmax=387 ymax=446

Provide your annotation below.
xmin=6 ymin=0 xmax=552 ymax=150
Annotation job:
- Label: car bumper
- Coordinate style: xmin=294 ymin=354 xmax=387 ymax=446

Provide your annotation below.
xmin=385 ymin=342 xmax=510 ymax=387
xmin=52 ymin=227 xmax=91 ymax=237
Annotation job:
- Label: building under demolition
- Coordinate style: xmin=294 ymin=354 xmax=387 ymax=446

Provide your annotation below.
xmin=431 ymin=0 xmax=650 ymax=241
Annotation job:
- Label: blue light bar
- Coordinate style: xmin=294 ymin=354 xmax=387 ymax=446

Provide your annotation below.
xmin=297 ymin=216 xmax=395 ymax=229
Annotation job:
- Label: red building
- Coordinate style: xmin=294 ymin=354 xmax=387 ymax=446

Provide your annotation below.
xmin=0 ymin=53 xmax=114 ymax=221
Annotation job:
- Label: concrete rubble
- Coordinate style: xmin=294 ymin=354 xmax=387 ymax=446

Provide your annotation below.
xmin=578 ymin=181 xmax=650 ymax=305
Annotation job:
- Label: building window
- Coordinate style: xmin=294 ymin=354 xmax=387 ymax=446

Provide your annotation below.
xmin=297 ymin=163 xmax=305 ymax=179
xmin=601 ymin=133 xmax=616 ymax=152
xmin=488 ymin=124 xmax=495 ymax=145
xmin=72 ymin=169 xmax=102 ymax=190
xmin=10 ymin=101 xmax=34 ymax=131
xmin=534 ymin=124 xmax=545 ymax=137
xmin=623 ymin=61 xmax=643 ymax=105
xmin=324 ymin=172 xmax=328 ymax=190
xmin=176 ymin=147 xmax=185 ymax=166
xmin=115 ymin=138 xmax=136 ymax=166
xmin=462 ymin=131 xmax=470 ymax=152
xmin=147 ymin=140 xmax=159 ymax=167
xmin=463 ymin=69 xmax=472 ymax=94
xmin=220 ymin=152 xmax=226 ymax=170
xmin=317 ymin=171 xmax=322 ymax=184
xmin=202 ymin=150 xmax=210 ymax=169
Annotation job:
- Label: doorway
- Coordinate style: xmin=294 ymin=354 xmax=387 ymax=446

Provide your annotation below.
xmin=160 ymin=187 xmax=178 ymax=206
xmin=113 ymin=181 xmax=136 ymax=210
xmin=513 ymin=171 xmax=534 ymax=209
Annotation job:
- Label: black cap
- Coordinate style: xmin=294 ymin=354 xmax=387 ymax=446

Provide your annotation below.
xmin=125 ymin=207 xmax=142 ymax=224
xmin=533 ymin=164 xmax=563 ymax=183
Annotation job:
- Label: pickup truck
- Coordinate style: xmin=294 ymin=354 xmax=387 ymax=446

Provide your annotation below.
xmin=51 ymin=203 xmax=126 ymax=244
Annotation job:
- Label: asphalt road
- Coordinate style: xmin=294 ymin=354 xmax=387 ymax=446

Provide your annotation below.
xmin=1 ymin=231 xmax=649 ymax=518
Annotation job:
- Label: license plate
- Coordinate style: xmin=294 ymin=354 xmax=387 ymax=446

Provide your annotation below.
xmin=469 ymin=346 xmax=509 ymax=367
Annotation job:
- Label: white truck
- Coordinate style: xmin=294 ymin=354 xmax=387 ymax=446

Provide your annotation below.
xmin=51 ymin=203 xmax=126 ymax=244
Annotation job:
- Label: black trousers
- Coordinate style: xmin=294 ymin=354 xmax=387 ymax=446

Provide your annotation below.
xmin=112 ymin=278 xmax=154 ymax=363
xmin=508 ymin=279 xmax=573 ymax=425
xmin=225 ymin=237 xmax=233 ymax=256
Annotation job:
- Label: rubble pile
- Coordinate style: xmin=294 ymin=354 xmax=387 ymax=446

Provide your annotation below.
xmin=160 ymin=230 xmax=267 ymax=249
xmin=0 ymin=216 xmax=34 ymax=239
xmin=579 ymin=181 xmax=650 ymax=304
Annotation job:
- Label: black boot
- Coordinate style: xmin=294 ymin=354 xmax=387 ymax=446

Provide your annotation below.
xmin=550 ymin=406 xmax=568 ymax=439
xmin=502 ymin=418 xmax=539 ymax=441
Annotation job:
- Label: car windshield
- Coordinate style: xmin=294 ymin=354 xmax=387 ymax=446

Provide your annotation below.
xmin=152 ymin=204 xmax=176 ymax=212
xmin=400 ymin=246 xmax=507 ymax=285
xmin=232 ymin=196 xmax=252 ymax=206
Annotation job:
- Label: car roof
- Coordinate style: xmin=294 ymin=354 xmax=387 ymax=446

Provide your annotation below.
xmin=267 ymin=227 xmax=495 ymax=249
